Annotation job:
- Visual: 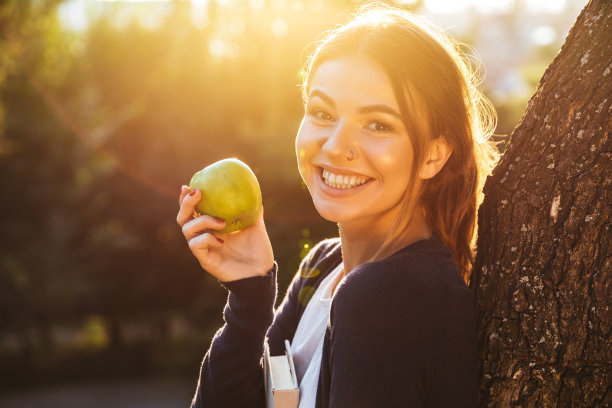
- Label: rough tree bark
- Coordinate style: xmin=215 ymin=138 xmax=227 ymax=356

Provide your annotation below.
xmin=472 ymin=0 xmax=611 ymax=407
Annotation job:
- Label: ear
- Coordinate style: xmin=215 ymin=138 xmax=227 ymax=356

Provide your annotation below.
xmin=419 ymin=137 xmax=453 ymax=180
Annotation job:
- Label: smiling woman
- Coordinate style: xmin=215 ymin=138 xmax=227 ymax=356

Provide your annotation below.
xmin=296 ymin=54 xmax=421 ymax=255
xmin=299 ymin=7 xmax=498 ymax=281
xmin=176 ymin=3 xmax=498 ymax=408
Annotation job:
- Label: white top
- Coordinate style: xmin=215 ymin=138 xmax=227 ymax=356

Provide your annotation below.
xmin=290 ymin=262 xmax=344 ymax=408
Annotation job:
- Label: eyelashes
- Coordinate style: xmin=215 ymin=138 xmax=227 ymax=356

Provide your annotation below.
xmin=366 ymin=121 xmax=394 ymax=132
xmin=307 ymin=107 xmax=395 ymax=133
xmin=308 ymin=108 xmax=333 ymax=121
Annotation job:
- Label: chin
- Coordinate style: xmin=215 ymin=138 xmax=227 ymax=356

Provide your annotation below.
xmin=317 ymin=211 xmax=342 ymax=224
xmin=312 ymin=201 xmax=354 ymax=224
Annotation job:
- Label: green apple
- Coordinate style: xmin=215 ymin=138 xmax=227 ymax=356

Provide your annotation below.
xmin=189 ymin=158 xmax=262 ymax=233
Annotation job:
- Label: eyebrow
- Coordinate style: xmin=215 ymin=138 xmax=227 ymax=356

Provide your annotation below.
xmin=308 ymin=89 xmax=402 ymax=120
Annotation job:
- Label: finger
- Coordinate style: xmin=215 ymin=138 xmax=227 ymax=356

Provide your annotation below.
xmin=182 ymin=215 xmax=226 ymax=240
xmin=176 ymin=188 xmax=201 ymax=226
xmin=188 ymin=232 xmax=224 ymax=253
xmin=178 ymin=185 xmax=190 ymax=207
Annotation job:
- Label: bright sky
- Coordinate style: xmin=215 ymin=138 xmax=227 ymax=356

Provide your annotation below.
xmin=57 ymin=0 xmax=579 ymax=34
xmin=423 ymin=0 xmax=568 ymax=14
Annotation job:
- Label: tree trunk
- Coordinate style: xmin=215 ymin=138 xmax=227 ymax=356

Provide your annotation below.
xmin=472 ymin=0 xmax=611 ymax=407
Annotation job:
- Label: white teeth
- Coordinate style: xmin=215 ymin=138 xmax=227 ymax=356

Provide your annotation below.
xmin=321 ymin=169 xmax=369 ymax=189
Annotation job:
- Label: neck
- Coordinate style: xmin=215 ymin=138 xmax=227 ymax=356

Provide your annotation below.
xmin=338 ymin=206 xmax=432 ymax=275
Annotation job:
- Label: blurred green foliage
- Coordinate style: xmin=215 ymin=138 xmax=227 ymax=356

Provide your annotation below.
xmin=0 ymin=0 xmax=366 ymax=387
xmin=0 ymin=0 xmax=555 ymax=389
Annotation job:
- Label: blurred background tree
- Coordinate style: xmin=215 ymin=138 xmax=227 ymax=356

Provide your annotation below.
xmin=0 ymin=0 xmax=588 ymax=402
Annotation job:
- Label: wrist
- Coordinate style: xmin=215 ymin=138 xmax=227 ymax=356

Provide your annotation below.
xmin=219 ymin=261 xmax=277 ymax=285
xmin=219 ymin=262 xmax=278 ymax=329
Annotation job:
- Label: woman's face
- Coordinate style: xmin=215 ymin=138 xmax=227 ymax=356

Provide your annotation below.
xmin=295 ymin=54 xmax=415 ymax=227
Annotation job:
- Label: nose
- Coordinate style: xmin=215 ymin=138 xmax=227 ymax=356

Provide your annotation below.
xmin=321 ymin=119 xmax=356 ymax=161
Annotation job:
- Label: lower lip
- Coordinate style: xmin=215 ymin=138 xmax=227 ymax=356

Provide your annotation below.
xmin=316 ymin=170 xmax=372 ymax=197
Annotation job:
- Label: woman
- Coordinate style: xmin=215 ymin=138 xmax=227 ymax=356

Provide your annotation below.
xmin=177 ymin=4 xmax=498 ymax=407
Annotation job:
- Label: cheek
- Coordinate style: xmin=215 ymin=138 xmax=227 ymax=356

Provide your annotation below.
xmin=367 ymin=139 xmax=413 ymax=171
xmin=295 ymin=121 xmax=314 ymax=178
xmin=297 ymin=119 xmax=323 ymax=145
xmin=368 ymin=140 xmax=415 ymax=195
xmin=295 ymin=134 xmax=307 ymax=163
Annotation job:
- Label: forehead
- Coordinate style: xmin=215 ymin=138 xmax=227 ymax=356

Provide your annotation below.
xmin=308 ymin=54 xmax=399 ymax=108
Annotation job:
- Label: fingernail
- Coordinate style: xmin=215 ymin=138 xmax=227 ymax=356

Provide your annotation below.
xmin=215 ymin=217 xmax=225 ymax=224
xmin=217 ymin=238 xmax=224 ymax=244
xmin=188 ymin=189 xmax=197 ymax=196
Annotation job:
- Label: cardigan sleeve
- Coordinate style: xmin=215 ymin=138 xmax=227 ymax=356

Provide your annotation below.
xmin=190 ymin=239 xmax=341 ymax=408
xmin=190 ymin=264 xmax=278 ymax=408
xmin=265 ymin=266 xmax=305 ymax=355
xmin=317 ymin=261 xmax=478 ymax=408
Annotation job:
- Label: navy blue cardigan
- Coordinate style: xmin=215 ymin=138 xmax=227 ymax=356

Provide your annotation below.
xmin=190 ymin=236 xmax=478 ymax=407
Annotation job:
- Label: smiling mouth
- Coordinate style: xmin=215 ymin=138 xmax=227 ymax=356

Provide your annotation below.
xmin=320 ymin=168 xmax=372 ymax=189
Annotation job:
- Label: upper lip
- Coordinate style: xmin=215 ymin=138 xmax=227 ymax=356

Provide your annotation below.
xmin=315 ymin=163 xmax=371 ymax=179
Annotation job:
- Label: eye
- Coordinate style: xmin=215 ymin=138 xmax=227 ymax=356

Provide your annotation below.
xmin=308 ymin=108 xmax=333 ymax=121
xmin=366 ymin=121 xmax=394 ymax=132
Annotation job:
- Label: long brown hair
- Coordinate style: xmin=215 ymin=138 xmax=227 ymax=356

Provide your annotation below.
xmin=301 ymin=4 xmax=499 ymax=284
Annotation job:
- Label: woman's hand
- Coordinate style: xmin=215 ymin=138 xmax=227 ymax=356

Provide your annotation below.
xmin=176 ymin=185 xmax=274 ymax=282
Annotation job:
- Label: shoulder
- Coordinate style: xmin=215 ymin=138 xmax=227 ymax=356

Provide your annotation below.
xmin=290 ymin=237 xmax=342 ymax=307
xmin=332 ymin=237 xmax=473 ymax=324
xmin=305 ymin=237 xmax=342 ymax=261
xmin=267 ymin=238 xmax=342 ymax=349
xmin=324 ymin=238 xmax=478 ymax=403
xmin=298 ymin=237 xmax=342 ymax=278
